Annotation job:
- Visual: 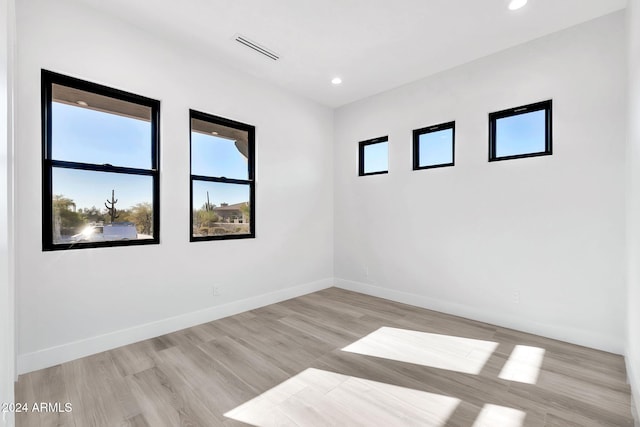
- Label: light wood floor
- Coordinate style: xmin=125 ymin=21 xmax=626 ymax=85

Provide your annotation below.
xmin=15 ymin=288 xmax=634 ymax=426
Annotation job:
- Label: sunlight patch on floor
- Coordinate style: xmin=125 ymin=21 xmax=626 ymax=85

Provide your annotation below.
xmin=472 ymin=403 xmax=526 ymax=427
xmin=498 ymin=345 xmax=546 ymax=384
xmin=341 ymin=327 xmax=499 ymax=374
xmin=224 ymin=368 xmax=461 ymax=427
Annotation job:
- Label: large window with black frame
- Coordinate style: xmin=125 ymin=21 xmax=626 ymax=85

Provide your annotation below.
xmin=41 ymin=70 xmax=160 ymax=251
xmin=190 ymin=110 xmax=255 ymax=241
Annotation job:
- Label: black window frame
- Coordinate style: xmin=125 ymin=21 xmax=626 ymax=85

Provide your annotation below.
xmin=189 ymin=109 xmax=256 ymax=242
xmin=41 ymin=70 xmax=161 ymax=251
xmin=489 ymin=99 xmax=552 ymax=162
xmin=358 ymin=136 xmax=389 ymax=176
xmin=413 ymin=121 xmax=455 ymax=171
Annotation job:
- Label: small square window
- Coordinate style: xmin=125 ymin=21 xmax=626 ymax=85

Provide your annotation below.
xmin=359 ymin=137 xmax=388 ymax=176
xmin=413 ymin=121 xmax=455 ymax=170
xmin=489 ymin=100 xmax=552 ymax=161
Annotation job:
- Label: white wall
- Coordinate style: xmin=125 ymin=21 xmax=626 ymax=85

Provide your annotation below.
xmin=626 ymin=0 xmax=640 ymax=420
xmin=15 ymin=0 xmax=334 ymax=373
xmin=334 ymin=12 xmax=627 ymax=354
xmin=0 ymin=0 xmax=16 ymax=424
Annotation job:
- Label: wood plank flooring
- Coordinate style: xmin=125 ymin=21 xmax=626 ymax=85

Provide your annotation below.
xmin=15 ymin=287 xmax=635 ymax=426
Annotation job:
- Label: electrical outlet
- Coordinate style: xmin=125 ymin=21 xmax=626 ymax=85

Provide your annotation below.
xmin=212 ymin=286 xmax=221 ymax=297
xmin=514 ymin=290 xmax=520 ymax=304
xmin=364 ymin=265 xmax=369 ymax=277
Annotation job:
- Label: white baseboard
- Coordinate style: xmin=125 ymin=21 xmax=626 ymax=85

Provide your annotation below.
xmin=1 ymin=411 xmax=14 ymax=427
xmin=17 ymin=277 xmax=626 ymax=376
xmin=628 ymin=358 xmax=640 ymax=427
xmin=334 ymin=278 xmax=624 ymax=355
xmin=17 ymin=278 xmax=334 ymax=375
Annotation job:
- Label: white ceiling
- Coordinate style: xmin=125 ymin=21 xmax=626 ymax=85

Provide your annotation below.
xmin=74 ymin=0 xmax=627 ymax=108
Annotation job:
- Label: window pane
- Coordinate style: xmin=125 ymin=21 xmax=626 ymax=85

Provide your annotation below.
xmin=192 ymin=181 xmax=251 ymax=237
xmin=51 ymin=84 xmax=152 ymax=169
xmin=419 ymin=128 xmax=453 ymax=167
xmin=51 ymin=168 xmax=154 ymax=244
xmin=364 ymin=141 xmax=388 ymax=174
xmin=191 ymin=118 xmax=249 ymax=179
xmin=495 ymin=110 xmax=546 ymax=158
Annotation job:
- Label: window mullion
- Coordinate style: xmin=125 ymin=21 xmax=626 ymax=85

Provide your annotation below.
xmin=51 ymin=160 xmax=156 ymax=176
xmin=190 ymin=175 xmax=252 ymax=185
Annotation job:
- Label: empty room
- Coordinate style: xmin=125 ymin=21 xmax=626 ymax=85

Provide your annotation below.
xmin=1 ymin=0 xmax=640 ymax=426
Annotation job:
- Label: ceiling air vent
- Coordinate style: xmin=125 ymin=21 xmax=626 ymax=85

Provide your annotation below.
xmin=235 ymin=34 xmax=279 ymax=61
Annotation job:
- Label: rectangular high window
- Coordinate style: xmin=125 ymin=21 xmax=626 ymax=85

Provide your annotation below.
xmin=413 ymin=121 xmax=455 ymax=170
xmin=42 ymin=70 xmax=160 ymax=250
xmin=358 ymin=136 xmax=388 ymax=176
xmin=190 ymin=110 xmax=255 ymax=241
xmin=489 ymin=100 xmax=552 ymax=161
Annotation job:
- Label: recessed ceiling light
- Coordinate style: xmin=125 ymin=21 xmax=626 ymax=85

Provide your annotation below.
xmin=76 ymin=100 xmax=88 ymax=106
xmin=508 ymin=0 xmax=527 ymax=10
xmin=211 ymin=131 xmax=219 ymax=135
xmin=331 ymin=77 xmax=342 ymax=85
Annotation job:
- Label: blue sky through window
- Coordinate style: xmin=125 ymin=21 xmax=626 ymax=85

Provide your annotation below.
xmin=419 ymin=128 xmax=453 ymax=167
xmin=50 ymin=89 xmax=257 ymax=245
xmin=52 ymin=102 xmax=151 ymax=168
xmin=52 ymin=103 xmax=251 ymax=212
xmin=363 ymin=141 xmax=388 ymax=174
xmin=191 ymin=132 xmax=248 ymax=179
xmin=495 ymin=110 xmax=546 ymax=157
